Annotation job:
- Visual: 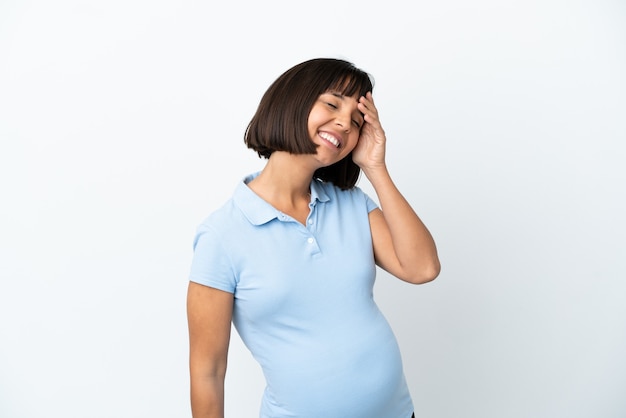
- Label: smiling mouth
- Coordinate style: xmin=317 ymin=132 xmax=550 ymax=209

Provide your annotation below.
xmin=319 ymin=132 xmax=341 ymax=148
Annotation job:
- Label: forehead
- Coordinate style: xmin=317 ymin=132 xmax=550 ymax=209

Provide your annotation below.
xmin=323 ymin=91 xmax=359 ymax=101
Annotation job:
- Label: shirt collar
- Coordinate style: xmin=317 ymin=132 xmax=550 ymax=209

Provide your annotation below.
xmin=233 ymin=172 xmax=331 ymax=226
xmin=310 ymin=177 xmax=330 ymax=204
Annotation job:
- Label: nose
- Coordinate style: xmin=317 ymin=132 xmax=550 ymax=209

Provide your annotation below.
xmin=335 ymin=110 xmax=352 ymax=132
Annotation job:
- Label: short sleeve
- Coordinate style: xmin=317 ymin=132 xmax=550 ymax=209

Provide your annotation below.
xmin=188 ymin=224 xmax=237 ymax=293
xmin=363 ymin=190 xmax=379 ymax=213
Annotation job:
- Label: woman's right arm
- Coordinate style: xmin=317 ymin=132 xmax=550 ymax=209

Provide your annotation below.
xmin=187 ymin=281 xmax=234 ymax=418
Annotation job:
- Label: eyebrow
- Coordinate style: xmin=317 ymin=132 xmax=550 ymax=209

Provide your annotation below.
xmin=327 ymin=91 xmax=361 ymax=105
xmin=325 ymin=91 xmax=364 ymax=118
xmin=328 ymin=91 xmax=345 ymax=99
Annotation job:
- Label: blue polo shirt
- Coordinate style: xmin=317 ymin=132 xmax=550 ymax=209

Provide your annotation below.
xmin=189 ymin=173 xmax=414 ymax=418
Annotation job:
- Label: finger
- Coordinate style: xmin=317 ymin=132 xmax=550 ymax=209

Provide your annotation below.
xmin=359 ymin=94 xmax=378 ymax=115
xmin=358 ymin=99 xmax=376 ymax=118
xmin=363 ymin=92 xmax=375 ymax=107
xmin=360 ymin=105 xmax=380 ymax=125
xmin=359 ymin=93 xmax=374 ymax=106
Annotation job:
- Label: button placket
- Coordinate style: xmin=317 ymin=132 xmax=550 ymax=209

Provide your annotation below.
xmin=306 ymin=202 xmax=317 ymax=233
xmin=304 ymin=204 xmax=320 ymax=255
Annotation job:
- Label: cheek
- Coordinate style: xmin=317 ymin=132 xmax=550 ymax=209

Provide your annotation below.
xmin=345 ymin=132 xmax=361 ymax=152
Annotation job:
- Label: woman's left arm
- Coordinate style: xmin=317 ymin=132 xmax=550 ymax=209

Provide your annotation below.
xmin=354 ymin=92 xmax=440 ymax=284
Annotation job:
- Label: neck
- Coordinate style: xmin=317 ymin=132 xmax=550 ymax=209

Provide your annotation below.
xmin=248 ymin=151 xmax=315 ymax=206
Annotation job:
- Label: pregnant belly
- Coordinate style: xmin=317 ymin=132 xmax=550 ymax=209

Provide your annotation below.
xmin=260 ymin=323 xmax=409 ymax=418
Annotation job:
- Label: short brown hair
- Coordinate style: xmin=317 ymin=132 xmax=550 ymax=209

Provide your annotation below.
xmin=244 ymin=58 xmax=374 ymax=189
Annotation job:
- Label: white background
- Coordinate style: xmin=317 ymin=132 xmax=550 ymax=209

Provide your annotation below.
xmin=1 ymin=1 xmax=625 ymax=417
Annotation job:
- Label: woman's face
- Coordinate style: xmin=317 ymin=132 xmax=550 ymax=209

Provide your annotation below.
xmin=307 ymin=90 xmax=364 ymax=167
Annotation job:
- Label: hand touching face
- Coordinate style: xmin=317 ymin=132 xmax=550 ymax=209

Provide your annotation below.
xmin=352 ymin=92 xmax=387 ymax=171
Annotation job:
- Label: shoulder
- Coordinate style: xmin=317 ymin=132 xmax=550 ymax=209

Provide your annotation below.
xmin=198 ymin=197 xmax=235 ymax=226
xmin=315 ymin=180 xmax=378 ymax=212
xmin=192 ymin=199 xmax=236 ymax=245
xmin=316 ymin=179 xmax=365 ymax=199
xmin=195 ymin=173 xmax=260 ymax=234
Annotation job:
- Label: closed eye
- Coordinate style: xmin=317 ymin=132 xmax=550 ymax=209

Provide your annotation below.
xmin=326 ymin=102 xmax=338 ymax=109
xmin=352 ymin=119 xmax=362 ymax=128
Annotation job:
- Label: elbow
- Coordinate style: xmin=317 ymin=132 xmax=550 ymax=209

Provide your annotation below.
xmin=404 ymin=259 xmax=441 ymax=285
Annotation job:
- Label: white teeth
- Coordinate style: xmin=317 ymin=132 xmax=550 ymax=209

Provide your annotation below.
xmin=319 ymin=132 xmax=340 ymax=148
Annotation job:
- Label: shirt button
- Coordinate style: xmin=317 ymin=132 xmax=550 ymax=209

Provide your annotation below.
xmin=307 ymin=237 xmax=314 ymax=244
xmin=308 ymin=219 xmax=314 ymax=225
